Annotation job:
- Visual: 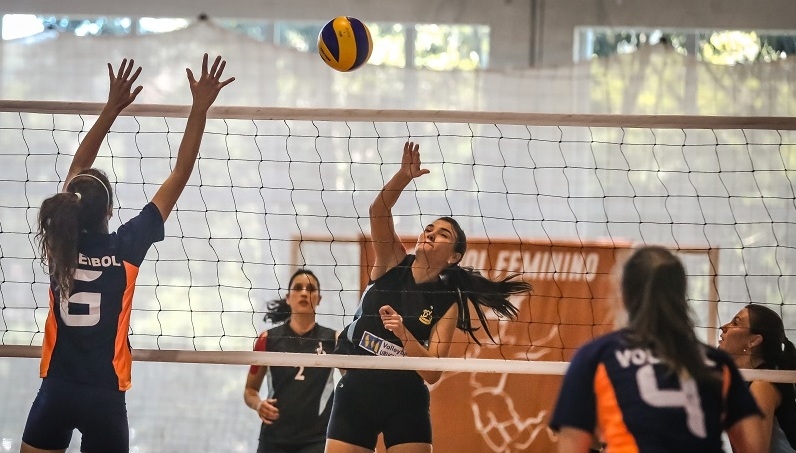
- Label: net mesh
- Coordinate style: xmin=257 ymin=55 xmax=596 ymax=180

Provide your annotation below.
xmin=0 ymin=103 xmax=795 ymax=452
xmin=2 ymin=104 xmax=794 ymax=353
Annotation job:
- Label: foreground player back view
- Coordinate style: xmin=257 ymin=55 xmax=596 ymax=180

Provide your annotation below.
xmin=551 ymin=246 xmax=764 ymax=453
xmin=20 ymin=54 xmax=234 ymax=453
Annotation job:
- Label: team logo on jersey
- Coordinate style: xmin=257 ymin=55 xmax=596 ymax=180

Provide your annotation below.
xmin=316 ymin=341 xmax=326 ymax=355
xmin=419 ymin=307 xmax=433 ymax=325
xmin=359 ymin=331 xmax=405 ymax=356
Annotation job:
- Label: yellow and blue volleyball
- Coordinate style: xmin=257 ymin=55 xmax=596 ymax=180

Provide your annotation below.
xmin=318 ymin=16 xmax=373 ymax=72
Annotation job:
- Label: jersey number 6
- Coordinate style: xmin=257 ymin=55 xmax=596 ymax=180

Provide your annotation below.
xmin=60 ymin=268 xmax=102 ymax=327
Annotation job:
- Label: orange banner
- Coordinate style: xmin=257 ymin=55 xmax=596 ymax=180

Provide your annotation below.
xmin=359 ymin=237 xmax=630 ymax=452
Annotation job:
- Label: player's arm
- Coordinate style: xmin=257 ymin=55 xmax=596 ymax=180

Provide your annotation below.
xmin=244 ymin=363 xmax=267 ymax=411
xmin=369 ymin=141 xmax=429 ymax=280
xmin=63 ymin=59 xmax=142 ymax=191
xmin=333 ymin=330 xmax=346 ymax=376
xmin=379 ymin=303 xmax=457 ymax=384
xmin=726 ymin=414 xmax=765 ymax=453
xmin=244 ymin=332 xmax=280 ymax=424
xmin=745 ymin=380 xmax=780 ymax=452
xmin=150 ymin=54 xmax=234 ymax=221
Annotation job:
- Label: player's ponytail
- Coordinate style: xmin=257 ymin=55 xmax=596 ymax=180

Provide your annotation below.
xmin=436 ymin=216 xmax=531 ymax=344
xmin=36 ymin=169 xmax=113 ymax=299
xmin=442 ymin=265 xmax=531 ymax=345
xmin=37 ymin=193 xmax=81 ymax=298
xmin=622 ymin=246 xmax=716 ymax=384
xmin=263 ymin=298 xmax=291 ymax=324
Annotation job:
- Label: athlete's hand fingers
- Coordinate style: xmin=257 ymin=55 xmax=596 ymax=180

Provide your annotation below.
xmin=379 ymin=305 xmax=404 ymax=332
xmin=257 ymin=399 xmax=279 ymax=423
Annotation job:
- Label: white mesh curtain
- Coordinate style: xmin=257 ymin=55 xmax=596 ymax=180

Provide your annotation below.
xmin=1 ymin=18 xmax=796 ymax=453
xmin=1 ymin=19 xmax=795 ymax=114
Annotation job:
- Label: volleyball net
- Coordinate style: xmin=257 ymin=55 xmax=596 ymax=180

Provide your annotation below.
xmin=1 ymin=102 xmax=795 ymax=451
xmin=1 ymin=102 xmax=795 ymax=359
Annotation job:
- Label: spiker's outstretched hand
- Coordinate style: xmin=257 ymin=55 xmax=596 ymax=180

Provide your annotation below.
xmin=399 ymin=141 xmax=430 ymax=181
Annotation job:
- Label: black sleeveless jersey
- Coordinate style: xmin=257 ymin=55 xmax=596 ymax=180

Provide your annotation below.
xmin=337 ymin=255 xmax=457 ymax=357
xmin=255 ymin=322 xmax=336 ymax=444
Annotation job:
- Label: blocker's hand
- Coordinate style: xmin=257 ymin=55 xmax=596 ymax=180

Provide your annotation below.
xmin=105 ymin=58 xmax=143 ymax=113
xmin=186 ymin=53 xmax=235 ymax=111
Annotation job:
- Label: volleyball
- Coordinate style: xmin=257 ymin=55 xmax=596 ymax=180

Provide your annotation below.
xmin=317 ymin=16 xmax=373 ymax=72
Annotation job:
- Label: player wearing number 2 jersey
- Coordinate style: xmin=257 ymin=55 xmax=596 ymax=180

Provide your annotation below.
xmin=244 ymin=269 xmax=337 ymax=453
xmin=550 ymin=246 xmax=764 ymax=453
xmin=22 ymin=55 xmax=234 ymax=453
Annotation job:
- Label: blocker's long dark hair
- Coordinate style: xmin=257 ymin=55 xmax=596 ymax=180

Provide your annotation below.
xmin=36 ymin=169 xmax=113 ymax=298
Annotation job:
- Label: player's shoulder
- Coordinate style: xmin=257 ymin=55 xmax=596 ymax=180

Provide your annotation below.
xmin=374 ymin=254 xmax=415 ymax=283
xmin=568 ymin=330 xmax=627 ymax=367
xmin=252 ymin=330 xmax=269 ymax=351
xmin=579 ymin=330 xmax=626 ymax=354
xmin=116 ymin=202 xmax=163 ymax=232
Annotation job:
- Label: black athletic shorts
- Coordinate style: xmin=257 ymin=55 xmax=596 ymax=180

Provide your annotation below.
xmin=257 ymin=439 xmax=325 ymax=453
xmin=326 ymin=369 xmax=431 ymax=449
xmin=22 ymin=377 xmax=128 ymax=452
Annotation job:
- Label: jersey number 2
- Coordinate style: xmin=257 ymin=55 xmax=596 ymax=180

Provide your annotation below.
xmin=636 ymin=364 xmax=706 ymax=438
xmin=60 ymin=269 xmax=102 ymax=327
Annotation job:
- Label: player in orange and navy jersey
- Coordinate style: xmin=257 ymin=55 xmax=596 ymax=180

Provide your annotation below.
xmin=244 ymin=269 xmax=337 ymax=453
xmin=21 ymin=54 xmax=234 ymax=453
xmin=550 ymin=246 xmax=764 ymax=453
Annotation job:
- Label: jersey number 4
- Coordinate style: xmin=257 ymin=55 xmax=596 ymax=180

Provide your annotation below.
xmin=60 ymin=269 xmax=102 ymax=327
xmin=636 ymin=364 xmax=706 ymax=438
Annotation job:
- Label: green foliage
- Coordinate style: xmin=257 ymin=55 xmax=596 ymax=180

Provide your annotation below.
xmin=414 ymin=24 xmax=489 ymax=70
xmin=586 ymin=27 xmax=796 ymax=64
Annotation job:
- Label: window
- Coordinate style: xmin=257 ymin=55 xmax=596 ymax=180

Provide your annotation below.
xmin=576 ymin=27 xmax=796 ymax=65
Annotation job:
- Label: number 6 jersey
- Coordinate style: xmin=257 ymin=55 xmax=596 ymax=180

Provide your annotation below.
xmin=550 ymin=328 xmax=761 ymax=452
xmin=40 ymin=202 xmax=165 ymax=391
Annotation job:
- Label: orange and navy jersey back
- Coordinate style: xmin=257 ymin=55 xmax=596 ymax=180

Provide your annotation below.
xmin=40 ymin=203 xmax=164 ymax=391
xmin=550 ymin=329 xmax=761 ymax=453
